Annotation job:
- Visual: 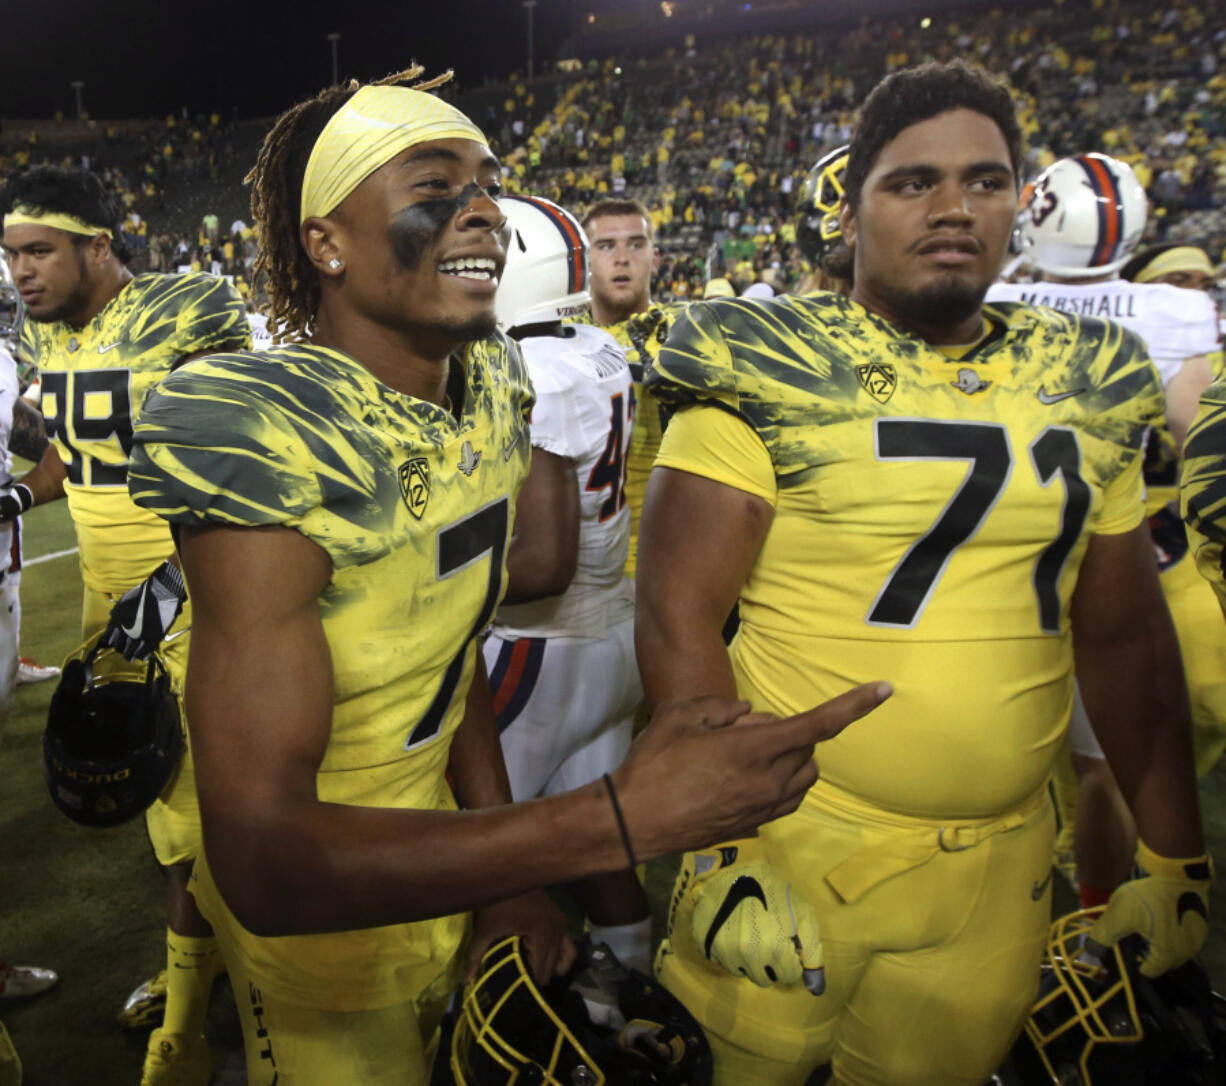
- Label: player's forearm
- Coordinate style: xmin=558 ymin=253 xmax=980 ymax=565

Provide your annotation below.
xmin=447 ymin=654 xmax=514 ymax=809
xmin=203 ymin=782 xmax=628 ymax=938
xmin=502 ymin=533 xmax=576 ymax=603
xmin=632 ymin=612 xmax=735 ymax=706
xmin=1076 ymin=638 xmax=1203 ymax=858
xmin=17 ymin=444 xmax=66 ymax=506
xmin=635 ymin=593 xmax=737 ymax=708
xmin=9 ymin=399 xmax=47 ymax=464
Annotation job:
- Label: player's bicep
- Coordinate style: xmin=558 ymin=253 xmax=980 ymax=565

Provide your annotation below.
xmin=1164 ymin=354 xmax=1215 ymax=452
xmin=177 ymin=522 xmax=334 ymax=823
xmin=1071 ymin=523 xmax=1169 ymax=646
xmin=637 ymin=465 xmax=773 ymax=702
xmin=503 ymin=446 xmax=578 ymax=604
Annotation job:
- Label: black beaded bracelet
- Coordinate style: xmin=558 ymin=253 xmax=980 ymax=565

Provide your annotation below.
xmin=602 ymin=773 xmax=638 ymax=870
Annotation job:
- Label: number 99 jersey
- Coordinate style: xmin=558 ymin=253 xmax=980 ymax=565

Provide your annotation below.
xmin=21 ymin=272 xmax=249 ymax=594
xmin=648 ymin=293 xmax=1163 ymax=819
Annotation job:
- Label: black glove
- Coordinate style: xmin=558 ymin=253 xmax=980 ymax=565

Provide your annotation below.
xmin=0 ymin=483 xmax=34 ymax=524
xmin=103 ymin=560 xmax=187 ymax=661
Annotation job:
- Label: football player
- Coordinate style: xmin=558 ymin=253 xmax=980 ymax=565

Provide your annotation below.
xmin=1184 ymin=381 xmax=1226 ymax=613
xmin=0 ymin=165 xmax=250 ymax=1085
xmin=485 ymin=195 xmax=651 ymax=971
xmin=637 ymin=61 xmax=1208 ymax=1086
xmin=1123 ymin=242 xmax=1220 ymax=294
xmin=124 ymin=68 xmax=890 ymax=1086
xmin=0 ymin=329 xmax=56 ymax=1086
xmin=989 ymin=155 xmax=1226 ymax=907
xmin=579 ymin=199 xmax=685 ymax=580
xmin=794 ymin=145 xmax=852 ymax=296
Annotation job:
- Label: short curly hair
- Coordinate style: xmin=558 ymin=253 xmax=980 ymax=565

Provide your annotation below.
xmin=843 ymin=61 xmax=1023 ymax=212
xmin=0 ymin=165 xmax=131 ymax=263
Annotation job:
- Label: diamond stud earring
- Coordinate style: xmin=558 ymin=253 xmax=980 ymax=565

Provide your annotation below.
xmin=328 ymin=258 xmax=343 ymax=270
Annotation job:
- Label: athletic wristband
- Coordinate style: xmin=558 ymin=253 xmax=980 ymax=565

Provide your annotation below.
xmin=11 ymin=483 xmax=32 ymax=512
xmin=1136 ymin=839 xmax=1214 ymax=883
xmin=602 ymin=773 xmax=638 ymax=870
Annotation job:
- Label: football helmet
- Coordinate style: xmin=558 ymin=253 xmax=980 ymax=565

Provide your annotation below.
xmin=795 ymin=145 xmax=849 ymax=264
xmin=451 ymin=935 xmax=712 ymax=1086
xmin=1006 ymin=908 xmax=1226 ymax=1085
xmin=0 ymin=249 xmax=23 ymax=355
xmin=496 ymin=195 xmax=591 ymax=332
xmin=43 ymin=637 xmax=183 ymax=828
xmin=1020 ymin=154 xmax=1148 ymax=278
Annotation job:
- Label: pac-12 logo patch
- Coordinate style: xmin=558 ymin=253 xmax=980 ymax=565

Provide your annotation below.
xmin=399 ymin=458 xmax=430 ymax=519
xmin=856 ymin=363 xmax=896 ymax=404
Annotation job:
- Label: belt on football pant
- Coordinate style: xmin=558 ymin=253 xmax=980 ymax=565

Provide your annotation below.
xmin=822 ymin=785 xmax=1050 ymax=904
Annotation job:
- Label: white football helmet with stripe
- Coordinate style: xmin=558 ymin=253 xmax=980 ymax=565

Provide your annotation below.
xmin=1020 ymin=153 xmax=1148 ymax=279
xmin=495 ymin=195 xmax=591 ymax=332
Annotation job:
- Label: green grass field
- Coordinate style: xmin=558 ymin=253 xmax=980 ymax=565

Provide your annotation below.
xmin=3 ymin=494 xmax=1226 ymax=1084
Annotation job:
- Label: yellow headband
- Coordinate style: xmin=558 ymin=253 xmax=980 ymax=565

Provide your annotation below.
xmin=1133 ymin=246 xmax=1215 ymax=283
xmin=3 ymin=206 xmax=113 ymax=238
xmin=300 ymin=84 xmax=487 ymax=224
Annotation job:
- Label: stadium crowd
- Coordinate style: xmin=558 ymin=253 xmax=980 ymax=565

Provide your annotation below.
xmin=2 ymin=0 xmax=1226 ymax=304
xmin=3 ymin=1 xmax=1226 ymax=1085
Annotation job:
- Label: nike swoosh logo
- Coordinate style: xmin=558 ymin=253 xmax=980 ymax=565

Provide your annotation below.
xmin=1031 ymin=868 xmax=1054 ymax=901
xmin=128 ymin=591 xmax=147 ymax=638
xmin=1177 ymin=891 xmax=1208 ymax=924
xmin=97 ymin=342 xmax=124 ymax=354
xmin=502 ymin=428 xmax=523 ymax=461
xmin=703 ymin=874 xmax=766 ymax=959
xmin=162 ymin=627 xmax=190 ymax=644
xmin=1037 ymin=385 xmax=1086 ymax=405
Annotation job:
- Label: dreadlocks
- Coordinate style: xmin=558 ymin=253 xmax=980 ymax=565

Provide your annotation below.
xmin=246 ymin=64 xmax=455 ymax=342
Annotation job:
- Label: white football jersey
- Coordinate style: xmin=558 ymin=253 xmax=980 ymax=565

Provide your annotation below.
xmin=247 ymin=310 xmax=273 ymax=350
xmin=987 ymin=278 xmax=1220 ymax=386
xmin=495 ymin=323 xmax=635 ymax=639
xmin=0 ymin=346 xmax=22 ymax=574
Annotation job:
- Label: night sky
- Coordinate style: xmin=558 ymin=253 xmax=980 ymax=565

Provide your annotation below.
xmin=1 ymin=0 xmax=577 ymax=121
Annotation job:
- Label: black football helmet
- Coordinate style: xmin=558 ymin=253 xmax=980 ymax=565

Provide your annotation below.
xmin=43 ymin=638 xmax=183 ymax=828
xmin=451 ymin=935 xmax=712 ymax=1086
xmin=999 ymin=908 xmax=1226 ymax=1085
xmin=795 ymin=145 xmax=849 ymax=264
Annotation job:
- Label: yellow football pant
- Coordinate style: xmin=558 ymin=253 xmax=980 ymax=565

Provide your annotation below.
xmin=81 ymin=586 xmax=199 ymax=866
xmin=225 ymin=950 xmax=449 ymax=1085
xmin=656 ymin=783 xmax=1055 ymax=1086
xmin=1163 ymin=556 xmax=1226 ymax=776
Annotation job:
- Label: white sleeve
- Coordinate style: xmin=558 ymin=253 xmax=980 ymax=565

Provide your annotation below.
xmin=521 ymin=339 xmax=596 ymax=460
xmin=1147 ymin=289 xmax=1221 ymax=386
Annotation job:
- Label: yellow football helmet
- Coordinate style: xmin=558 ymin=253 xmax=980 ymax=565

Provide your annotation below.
xmin=451 ymin=935 xmax=711 ymax=1086
xmin=795 ymin=144 xmax=849 ymax=263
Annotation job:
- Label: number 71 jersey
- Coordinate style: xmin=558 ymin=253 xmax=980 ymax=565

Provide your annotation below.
xmin=647 ymin=294 xmax=1163 ymax=817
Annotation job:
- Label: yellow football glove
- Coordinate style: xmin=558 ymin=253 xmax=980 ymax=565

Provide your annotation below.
xmin=1087 ymin=839 xmax=1214 ymax=978
xmin=688 ymin=838 xmax=825 ymax=994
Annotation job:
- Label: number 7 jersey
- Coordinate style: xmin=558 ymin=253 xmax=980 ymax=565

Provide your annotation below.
xmin=647 ymin=293 xmax=1163 ymax=818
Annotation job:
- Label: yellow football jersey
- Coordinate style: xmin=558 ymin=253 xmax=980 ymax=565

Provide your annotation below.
xmin=1182 ymin=379 xmax=1226 ymax=615
xmin=128 ymin=338 xmax=534 ymax=1010
xmin=21 ymin=272 xmax=249 ymax=593
xmin=649 ymin=294 xmax=1162 ymax=819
